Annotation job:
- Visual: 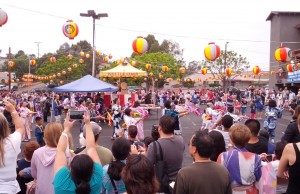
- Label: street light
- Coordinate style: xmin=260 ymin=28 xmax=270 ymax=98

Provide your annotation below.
xmin=224 ymin=42 xmax=229 ymax=91
xmin=80 ymin=10 xmax=108 ymax=77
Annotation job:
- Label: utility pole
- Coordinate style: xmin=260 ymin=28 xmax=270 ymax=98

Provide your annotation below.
xmin=8 ymin=47 xmax=11 ymax=92
xmin=34 ymin=42 xmax=42 ymax=58
xmin=80 ymin=10 xmax=108 ymax=77
xmin=224 ymin=42 xmax=229 ymax=91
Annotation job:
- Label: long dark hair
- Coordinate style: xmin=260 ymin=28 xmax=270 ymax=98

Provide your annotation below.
xmin=108 ymin=137 xmax=131 ymax=180
xmin=70 ymin=154 xmax=94 ymax=194
xmin=209 ymin=130 xmax=226 ymax=161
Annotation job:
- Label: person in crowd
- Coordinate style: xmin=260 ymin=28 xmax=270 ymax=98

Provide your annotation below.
xmin=17 ymin=141 xmax=40 ymax=194
xmin=53 ymin=112 xmax=103 ymax=194
xmin=245 ymin=119 xmax=268 ymax=154
xmin=62 ymin=94 xmax=70 ymax=117
xmin=174 ymin=131 xmax=231 ymax=194
xmin=102 ymin=137 xmax=131 ymax=194
xmin=42 ymin=97 xmax=51 ymax=122
xmin=0 ymin=100 xmax=25 ymax=193
xmin=281 ymin=105 xmax=300 ymax=143
xmin=277 ymin=114 xmax=300 ymax=194
xmin=79 ymin=122 xmax=113 ymax=166
xmin=34 ymin=116 xmax=45 ymax=146
xmin=143 ymin=136 xmax=154 ymax=151
xmin=258 ymin=129 xmax=275 ymax=154
xmin=31 ymin=122 xmax=71 ymax=194
xmin=127 ymin=125 xmax=144 ymax=148
xmin=218 ymin=124 xmax=262 ymax=194
xmin=146 ymin=115 xmax=185 ymax=193
xmin=250 ymin=100 xmax=257 ymax=119
xmin=86 ymin=101 xmax=105 ymax=122
xmin=111 ymin=98 xmax=122 ymax=140
xmin=255 ymin=92 xmax=264 ymax=119
xmin=19 ymin=101 xmax=35 ymax=141
xmin=263 ymin=99 xmax=283 ymax=143
xmin=122 ymin=154 xmax=159 ymax=194
xmin=52 ymin=94 xmax=61 ymax=123
xmin=132 ymin=101 xmax=148 ymax=140
xmin=213 ymin=115 xmax=233 ymax=149
xmin=208 ymin=130 xmax=226 ymax=162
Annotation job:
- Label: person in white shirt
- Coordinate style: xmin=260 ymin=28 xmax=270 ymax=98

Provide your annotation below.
xmin=0 ymin=100 xmax=25 ymax=193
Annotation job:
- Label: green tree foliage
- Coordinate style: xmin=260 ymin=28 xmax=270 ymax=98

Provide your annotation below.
xmin=201 ymin=50 xmax=250 ymax=89
xmin=35 ymin=55 xmax=85 ymax=84
xmin=186 ymin=60 xmax=202 ymax=75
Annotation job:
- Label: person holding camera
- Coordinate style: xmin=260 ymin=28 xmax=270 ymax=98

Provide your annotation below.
xmin=146 ymin=115 xmax=185 ymax=193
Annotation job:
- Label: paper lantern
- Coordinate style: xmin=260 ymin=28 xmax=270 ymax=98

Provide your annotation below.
xmin=132 ymin=36 xmax=148 ymax=54
xmin=185 ymin=78 xmax=191 ymax=83
xmin=159 ymin=74 xmax=163 ymax=79
xmin=119 ymin=58 xmax=124 ymax=64
xmin=62 ymin=20 xmax=79 ymax=40
xmin=226 ymin=68 xmax=232 ymax=76
xmin=73 ymin=64 xmax=78 ymax=68
xmin=286 ymin=64 xmax=293 ymax=72
xmin=50 ymin=57 xmax=56 ymax=63
xmin=68 ymin=67 xmax=72 ymax=72
xmin=149 ymin=72 xmax=154 ymax=77
xmin=253 ymin=66 xmax=260 ymax=75
xmin=201 ymin=67 xmax=207 ymax=75
xmin=59 ymin=80 xmax=64 ymax=84
xmin=259 ymin=73 xmax=263 ymax=77
xmin=204 ymin=42 xmax=221 ymax=61
xmin=145 ymin=64 xmax=151 ymax=70
xmin=131 ymin=61 xmax=136 ymax=66
xmin=0 ymin=9 xmax=8 ymax=27
xmin=162 ymin=66 xmax=169 ymax=72
xmin=79 ymin=51 xmax=84 ymax=57
xmin=67 ymin=54 xmax=73 ymax=60
xmin=97 ymin=50 xmax=101 ymax=56
xmin=79 ymin=59 xmax=84 ymax=64
xmin=57 ymin=73 xmax=61 ymax=77
xmin=167 ymin=78 xmax=173 ymax=82
xmin=9 ymin=61 xmax=15 ymax=68
xmin=103 ymin=57 xmax=108 ymax=62
xmin=271 ymin=71 xmax=275 ymax=75
xmin=85 ymin=54 xmax=90 ymax=59
xmin=11 ymin=80 xmax=14 ymax=83
xmin=62 ymin=71 xmax=66 ymax=75
xmin=179 ymin=67 xmax=186 ymax=74
xmin=155 ymin=78 xmax=158 ymax=82
xmin=50 ymin=80 xmax=54 ymax=83
xmin=30 ymin=59 xmax=36 ymax=66
xmin=176 ymin=78 xmax=181 ymax=82
xmin=274 ymin=46 xmax=291 ymax=62
xmin=108 ymin=54 xmax=112 ymax=59
xmin=52 ymin=74 xmax=57 ymax=79
xmin=115 ymin=60 xmax=120 ymax=65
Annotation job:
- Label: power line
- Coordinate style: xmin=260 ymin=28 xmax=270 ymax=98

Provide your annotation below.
xmin=34 ymin=42 xmax=42 ymax=58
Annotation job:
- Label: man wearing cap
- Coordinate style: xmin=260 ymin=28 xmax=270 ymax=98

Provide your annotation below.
xmin=77 ymin=122 xmax=113 ymax=166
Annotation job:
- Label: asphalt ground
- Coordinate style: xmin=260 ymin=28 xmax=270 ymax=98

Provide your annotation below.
xmin=21 ymin=104 xmax=293 ymax=167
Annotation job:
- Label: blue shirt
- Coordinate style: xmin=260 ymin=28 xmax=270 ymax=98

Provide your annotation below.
xmin=53 ymin=163 xmax=103 ymax=194
xmin=102 ymin=163 xmax=126 ymax=194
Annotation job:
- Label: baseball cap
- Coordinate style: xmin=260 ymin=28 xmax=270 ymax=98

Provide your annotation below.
xmin=83 ymin=122 xmax=102 ymax=138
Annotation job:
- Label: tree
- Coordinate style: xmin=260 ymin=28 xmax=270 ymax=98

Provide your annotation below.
xmin=201 ymin=50 xmax=250 ymax=90
xmin=160 ymin=40 xmax=185 ymax=64
xmin=186 ymin=60 xmax=202 ymax=75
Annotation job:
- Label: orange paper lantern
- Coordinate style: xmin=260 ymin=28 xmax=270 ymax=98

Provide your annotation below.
xmin=30 ymin=59 xmax=36 ymax=66
xmin=253 ymin=66 xmax=260 ymax=75
xmin=9 ymin=61 xmax=15 ymax=68
xmin=271 ymin=71 xmax=275 ymax=75
xmin=226 ymin=67 xmax=232 ymax=76
xmin=149 ymin=72 xmax=154 ymax=77
xmin=103 ymin=57 xmax=108 ymax=62
xmin=162 ymin=66 xmax=169 ymax=72
xmin=201 ymin=67 xmax=207 ymax=75
xmin=62 ymin=71 xmax=66 ymax=75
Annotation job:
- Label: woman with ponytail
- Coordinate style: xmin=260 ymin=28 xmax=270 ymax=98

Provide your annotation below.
xmin=53 ymin=112 xmax=103 ymax=194
xmin=102 ymin=137 xmax=131 ymax=194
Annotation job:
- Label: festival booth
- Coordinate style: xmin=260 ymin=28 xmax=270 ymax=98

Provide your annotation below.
xmin=99 ymin=61 xmax=147 ymax=107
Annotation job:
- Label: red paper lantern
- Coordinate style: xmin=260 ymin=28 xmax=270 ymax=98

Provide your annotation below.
xmin=253 ymin=66 xmax=260 ymax=75
xmin=0 ymin=9 xmax=8 ymax=27
xmin=274 ymin=46 xmax=291 ymax=62
xmin=204 ymin=42 xmax=221 ymax=61
xmin=132 ymin=36 xmax=148 ymax=54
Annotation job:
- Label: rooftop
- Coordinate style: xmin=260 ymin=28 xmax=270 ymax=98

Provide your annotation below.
xmin=266 ymin=11 xmax=300 ymax=21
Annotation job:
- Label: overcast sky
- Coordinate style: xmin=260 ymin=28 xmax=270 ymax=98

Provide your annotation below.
xmin=0 ymin=0 xmax=299 ymax=71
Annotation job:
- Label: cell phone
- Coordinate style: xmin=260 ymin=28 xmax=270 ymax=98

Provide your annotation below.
xmin=69 ymin=110 xmax=85 ymax=120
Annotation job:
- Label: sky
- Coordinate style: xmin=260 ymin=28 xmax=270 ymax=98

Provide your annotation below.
xmin=0 ymin=0 xmax=300 ymax=71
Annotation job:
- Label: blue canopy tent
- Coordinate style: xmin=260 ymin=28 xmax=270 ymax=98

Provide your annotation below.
xmin=53 ymin=75 xmax=119 ymax=92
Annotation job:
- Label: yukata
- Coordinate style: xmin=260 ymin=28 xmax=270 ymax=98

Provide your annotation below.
xmin=264 ymin=106 xmax=283 ymax=140
xmin=52 ymin=99 xmax=61 ymax=123
xmin=19 ymin=107 xmax=32 ymax=141
xmin=132 ymin=107 xmax=148 ymax=140
xmin=112 ymin=104 xmax=122 ymax=138
xmin=28 ymin=101 xmax=35 ymax=130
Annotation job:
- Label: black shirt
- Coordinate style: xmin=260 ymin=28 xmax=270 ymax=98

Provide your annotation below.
xmin=245 ymin=136 xmax=268 ymax=154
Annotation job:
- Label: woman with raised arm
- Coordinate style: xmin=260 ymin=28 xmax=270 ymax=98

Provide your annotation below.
xmin=0 ymin=100 xmax=25 ymax=193
xmin=53 ymin=112 xmax=103 ymax=194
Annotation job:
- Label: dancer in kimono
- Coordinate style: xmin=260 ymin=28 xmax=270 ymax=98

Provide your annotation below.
xmin=111 ymin=98 xmax=122 ymax=140
xmin=19 ymin=101 xmax=35 ymax=141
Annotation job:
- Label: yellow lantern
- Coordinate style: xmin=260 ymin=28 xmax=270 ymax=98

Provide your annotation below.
xmin=253 ymin=66 xmax=260 ymax=75
xmin=162 ymin=66 xmax=169 ymax=72
xmin=79 ymin=51 xmax=84 ymax=57
xmin=131 ymin=61 xmax=136 ymax=66
xmin=62 ymin=20 xmax=79 ymax=40
xmin=204 ymin=42 xmax=221 ymax=61
xmin=85 ymin=54 xmax=90 ymax=59
xmin=50 ymin=57 xmax=56 ymax=63
xmin=226 ymin=68 xmax=232 ymax=76
xmin=145 ymin=64 xmax=151 ymax=70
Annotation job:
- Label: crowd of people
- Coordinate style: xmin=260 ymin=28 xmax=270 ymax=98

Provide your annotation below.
xmin=0 ymin=85 xmax=299 ymax=194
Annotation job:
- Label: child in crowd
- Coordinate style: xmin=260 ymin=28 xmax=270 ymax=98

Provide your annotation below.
xmin=34 ymin=117 xmax=45 ymax=146
xmin=241 ymin=97 xmax=248 ymax=116
xmin=250 ymin=100 xmax=256 ymax=119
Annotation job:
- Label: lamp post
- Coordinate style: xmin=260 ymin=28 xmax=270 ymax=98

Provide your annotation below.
xmin=80 ymin=10 xmax=108 ymax=77
xmin=224 ymin=42 xmax=229 ymax=91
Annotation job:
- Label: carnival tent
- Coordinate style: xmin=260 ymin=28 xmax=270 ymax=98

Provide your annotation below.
xmin=53 ymin=74 xmax=118 ymax=92
xmin=99 ymin=62 xmax=147 ymax=78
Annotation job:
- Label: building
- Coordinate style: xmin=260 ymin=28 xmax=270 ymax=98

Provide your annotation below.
xmin=266 ymin=11 xmax=300 ymax=90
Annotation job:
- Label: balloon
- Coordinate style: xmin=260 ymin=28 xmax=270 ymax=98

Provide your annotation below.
xmin=30 ymin=60 xmax=36 ymax=66
xmin=204 ymin=42 xmax=221 ymax=61
xmin=132 ymin=36 xmax=148 ymax=54
xmin=201 ymin=67 xmax=207 ymax=75
xmin=0 ymin=9 xmax=8 ymax=27
xmin=226 ymin=67 xmax=232 ymax=76
xmin=145 ymin=64 xmax=151 ymax=70
xmin=286 ymin=64 xmax=293 ymax=72
xmin=62 ymin=20 xmax=79 ymax=40
xmin=50 ymin=57 xmax=56 ymax=63
xmin=162 ymin=66 xmax=169 ymax=72
xmin=253 ymin=66 xmax=260 ymax=75
xmin=274 ymin=46 xmax=291 ymax=62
